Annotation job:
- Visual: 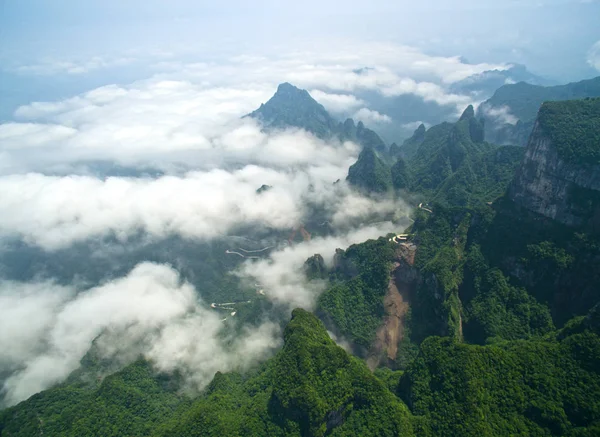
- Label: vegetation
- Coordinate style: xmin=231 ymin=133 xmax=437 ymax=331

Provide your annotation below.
xmin=400 ymin=313 xmax=600 ymax=436
xmin=317 ymin=237 xmax=395 ymax=349
xmin=4 ymin=308 xmax=600 ymax=436
xmin=537 ymin=98 xmax=600 ymax=165
xmin=483 ymin=76 xmax=600 ymax=125
xmin=347 ymin=104 xmax=521 ymax=207
xmin=3 ymin=85 xmax=600 ymax=437
xmin=432 ymin=145 xmax=524 ymax=207
xmin=0 ymin=360 xmax=185 ymax=437
xmin=481 ymin=76 xmax=600 ymax=146
xmin=346 ymin=147 xmax=393 ymax=193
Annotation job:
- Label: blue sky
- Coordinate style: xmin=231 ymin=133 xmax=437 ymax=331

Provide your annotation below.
xmin=2 ymin=0 xmax=599 ymax=76
xmin=0 ymin=0 xmax=599 ymax=119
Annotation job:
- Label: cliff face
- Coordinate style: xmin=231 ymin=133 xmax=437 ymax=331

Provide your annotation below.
xmin=510 ymin=119 xmax=600 ymax=228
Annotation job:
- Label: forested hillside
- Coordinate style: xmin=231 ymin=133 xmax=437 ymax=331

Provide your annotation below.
xmin=2 ymin=86 xmax=600 ymax=437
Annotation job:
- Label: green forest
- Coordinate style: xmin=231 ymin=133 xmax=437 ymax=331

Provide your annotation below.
xmin=2 ymin=85 xmax=600 ymax=436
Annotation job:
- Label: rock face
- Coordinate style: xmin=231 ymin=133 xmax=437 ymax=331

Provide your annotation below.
xmin=510 ymin=117 xmax=600 ymax=228
xmin=304 ymin=254 xmax=327 ymax=280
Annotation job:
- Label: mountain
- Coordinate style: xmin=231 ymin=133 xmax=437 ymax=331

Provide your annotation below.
xmin=449 ymin=63 xmax=552 ymax=98
xmin=346 ymin=105 xmax=523 ymax=207
xmin=248 ymin=83 xmax=339 ymax=139
xmin=478 ymin=76 xmax=600 ymax=146
xmin=346 ymin=146 xmax=392 ymax=193
xmin=509 ymin=98 xmax=600 ymax=229
xmin=248 ymin=83 xmax=387 ymax=153
xmin=432 ymin=145 xmax=524 ymax=206
xmin=4 ymin=96 xmax=600 ymax=434
xmin=5 ymin=268 xmax=599 ymax=436
xmin=0 ymin=309 xmax=417 ymax=437
xmin=405 ymin=106 xmax=519 ymax=205
xmin=345 ymin=64 xmax=548 ymax=146
xmin=396 ymin=123 xmax=426 ymax=160
xmin=351 ymin=90 xmax=458 ymax=143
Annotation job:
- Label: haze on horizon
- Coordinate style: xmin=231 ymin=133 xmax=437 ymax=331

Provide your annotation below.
xmin=0 ymin=0 xmax=600 ymax=410
xmin=1 ymin=0 xmax=600 ymax=119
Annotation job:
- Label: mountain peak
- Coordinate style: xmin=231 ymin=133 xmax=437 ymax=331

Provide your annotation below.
xmin=459 ymin=105 xmax=475 ymax=121
xmin=275 ymin=82 xmax=308 ymax=97
xmin=247 ymin=83 xmax=338 ymax=138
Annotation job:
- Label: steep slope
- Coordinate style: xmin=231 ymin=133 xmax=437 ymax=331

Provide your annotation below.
xmin=346 ymin=146 xmax=392 ymax=193
xmin=0 ymin=310 xmax=418 ymax=437
xmin=408 ymin=106 xmax=493 ymax=196
xmin=509 ymin=98 xmax=600 ymax=228
xmin=0 ymin=360 xmax=184 ymax=437
xmin=479 ymin=76 xmax=600 ymax=145
xmin=248 ymin=83 xmax=387 ymax=152
xmin=395 ymin=123 xmax=426 ymax=160
xmin=248 ymin=82 xmax=339 ymax=139
xmin=432 ymin=145 xmax=524 ymax=206
xmin=346 ymin=105 xmax=522 ymax=207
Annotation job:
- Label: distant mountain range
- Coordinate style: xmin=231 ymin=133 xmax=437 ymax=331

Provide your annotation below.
xmin=344 ymin=63 xmax=551 ymax=144
xmin=478 ymin=75 xmax=600 ymax=146
xmin=449 ymin=63 xmax=553 ymax=99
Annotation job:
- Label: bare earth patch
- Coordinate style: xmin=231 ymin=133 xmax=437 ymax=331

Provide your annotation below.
xmin=367 ymin=242 xmax=417 ymax=369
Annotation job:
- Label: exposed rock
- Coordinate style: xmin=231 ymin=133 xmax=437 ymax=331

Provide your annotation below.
xmin=256 ymin=184 xmax=272 ymax=194
xmin=509 ymin=119 xmax=600 ymax=228
xmin=459 ymin=104 xmax=475 ymax=121
xmin=304 ymin=254 xmax=327 ymax=280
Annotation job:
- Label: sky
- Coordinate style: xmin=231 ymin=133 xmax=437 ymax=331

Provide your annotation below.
xmin=0 ymin=1 xmax=598 ymax=120
xmin=0 ymin=0 xmax=600 ymax=407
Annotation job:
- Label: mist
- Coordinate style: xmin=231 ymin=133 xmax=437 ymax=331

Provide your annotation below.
xmin=2 ymin=0 xmax=597 ymax=413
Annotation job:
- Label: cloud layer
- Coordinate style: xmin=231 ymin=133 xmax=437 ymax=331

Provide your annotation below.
xmin=0 ymin=42 xmax=432 ymax=407
xmin=588 ymin=40 xmax=600 ymax=71
xmin=0 ymin=263 xmax=281 ymax=407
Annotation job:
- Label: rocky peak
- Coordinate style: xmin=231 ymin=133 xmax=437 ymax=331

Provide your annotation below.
xmin=459 ymin=105 xmax=475 ymax=121
xmin=247 ymin=82 xmax=338 ymax=139
xmin=274 ymin=82 xmax=312 ymax=100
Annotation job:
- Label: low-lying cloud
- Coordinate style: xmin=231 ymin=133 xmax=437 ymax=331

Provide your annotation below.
xmin=0 ymin=263 xmax=281 ymax=407
xmin=588 ymin=40 xmax=600 ymax=71
xmin=236 ymin=223 xmax=401 ymax=311
xmin=0 ymin=41 xmax=434 ymax=408
xmin=0 ymin=162 xmax=409 ymax=250
xmin=478 ymin=103 xmax=519 ymax=126
xmin=352 ymin=108 xmax=392 ymax=125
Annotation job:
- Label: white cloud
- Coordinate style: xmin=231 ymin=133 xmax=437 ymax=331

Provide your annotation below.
xmin=587 ymin=40 xmax=600 ymax=71
xmin=148 ymin=42 xmax=500 ymax=112
xmin=0 ymin=170 xmax=301 ymax=249
xmin=0 ymin=263 xmax=281 ymax=407
xmin=1 ymin=42 xmax=505 ymax=172
xmin=0 ymin=163 xmax=411 ymax=250
xmin=13 ymin=56 xmax=136 ymax=75
xmin=4 ymin=80 xmax=364 ymax=174
xmin=236 ymin=222 xmax=401 ymax=310
xmin=401 ymin=121 xmax=429 ymax=131
xmin=309 ymin=90 xmax=365 ymax=113
xmin=352 ymin=108 xmax=392 ymax=124
xmin=479 ymin=103 xmax=519 ymax=125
